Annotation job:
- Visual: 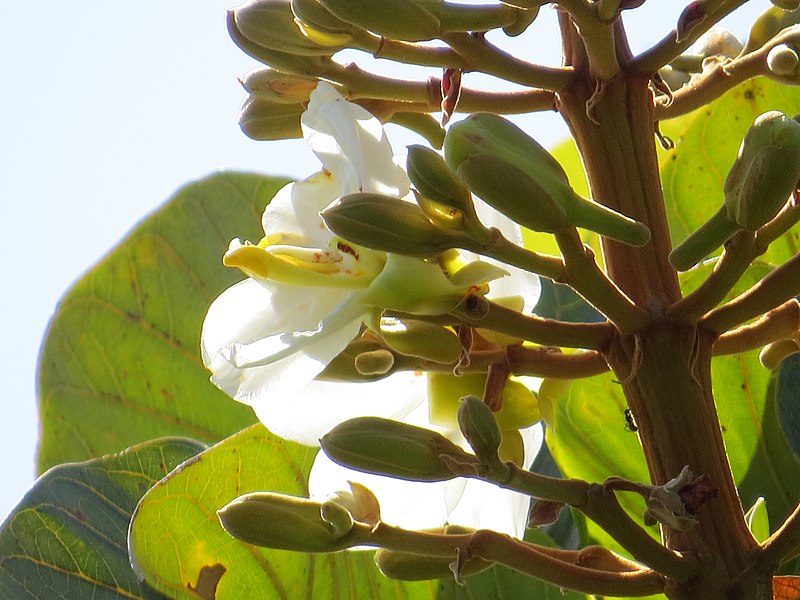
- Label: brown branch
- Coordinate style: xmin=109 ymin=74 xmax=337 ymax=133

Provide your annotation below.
xmin=655 ymin=27 xmax=800 ymax=120
xmin=467 ymin=530 xmax=666 ymax=596
xmin=700 ymin=253 xmax=800 ymax=334
xmin=451 ymin=296 xmax=615 ymax=350
xmin=712 ymin=300 xmax=800 ymax=355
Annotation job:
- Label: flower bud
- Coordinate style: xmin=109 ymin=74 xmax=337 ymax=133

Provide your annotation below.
xmin=320 ymin=417 xmax=476 ymax=481
xmin=228 ymin=10 xmax=334 ymax=76
xmin=407 ymin=145 xmax=474 ymax=218
xmin=378 ymin=317 xmax=462 ymax=364
xmin=238 ymin=96 xmax=305 ymax=140
xmin=444 ymin=113 xmax=650 ymax=246
xmin=239 ymin=68 xmax=319 ymax=104
xmin=375 ymin=535 xmax=491 ymax=581
xmin=354 ymin=349 xmax=395 ymax=376
xmin=234 ymin=0 xmax=347 ymax=55
xmin=321 ymin=193 xmax=477 ymax=257
xmin=772 ymin=0 xmax=800 ymax=10
xmin=429 ymin=372 xmax=540 ymax=432
xmin=742 ymin=6 xmax=800 ymax=56
xmin=457 ymin=396 xmax=502 ymax=465
xmin=767 ymin=44 xmax=800 ymax=76
xmin=724 ymin=111 xmax=800 ymax=231
xmin=692 ymin=26 xmax=743 ymax=59
xmin=291 ymin=0 xmax=360 ymax=46
xmin=316 ymin=0 xmax=441 ymax=41
xmin=217 ymin=492 xmax=365 ymax=551
xmin=319 ymin=335 xmax=398 ymax=382
xmin=759 ymin=338 xmax=800 ymax=369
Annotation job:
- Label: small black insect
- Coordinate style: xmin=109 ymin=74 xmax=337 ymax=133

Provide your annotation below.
xmin=624 ymin=408 xmax=638 ymax=432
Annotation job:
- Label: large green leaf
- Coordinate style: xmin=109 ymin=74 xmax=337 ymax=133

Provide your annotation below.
xmin=129 ymin=423 xmax=592 ymax=600
xmin=37 ymin=172 xmax=288 ymax=473
xmin=0 ymin=437 xmax=206 ymax=599
xmin=129 ymin=423 xmax=437 ymax=600
xmin=660 ymin=77 xmax=800 ymax=265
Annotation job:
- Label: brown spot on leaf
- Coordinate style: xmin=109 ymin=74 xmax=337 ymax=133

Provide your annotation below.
xmin=187 ymin=563 xmax=226 ymax=600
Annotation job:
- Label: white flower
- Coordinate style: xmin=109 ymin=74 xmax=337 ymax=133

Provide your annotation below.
xmin=201 ymin=83 xmax=543 ymax=536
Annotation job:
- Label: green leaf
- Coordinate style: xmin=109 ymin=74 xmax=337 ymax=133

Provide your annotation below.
xmin=533 ymin=278 xmax=605 ymax=324
xmin=37 ymin=172 xmax=289 ymax=473
xmin=660 ymin=77 xmax=800 ymax=265
xmin=0 ymin=437 xmax=205 ymax=599
xmin=129 ymin=423 xmax=438 ymax=600
xmin=744 ymin=497 xmax=770 ymax=544
xmin=775 ymin=353 xmax=800 ymax=459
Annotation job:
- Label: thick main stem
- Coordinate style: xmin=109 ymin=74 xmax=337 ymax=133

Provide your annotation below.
xmin=555 ymin=15 xmax=767 ymax=599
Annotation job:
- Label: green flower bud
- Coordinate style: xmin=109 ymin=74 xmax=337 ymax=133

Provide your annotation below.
xmin=227 ymin=9 xmax=334 ymax=77
xmin=742 ymin=6 xmax=800 ymax=56
xmin=239 ymin=68 xmax=319 ymax=104
xmin=320 ymin=417 xmax=476 ymax=481
xmin=316 ymin=0 xmax=441 ymax=41
xmin=658 ymin=65 xmax=691 ymax=91
xmin=406 ymin=145 xmax=492 ymax=241
xmin=759 ymin=338 xmax=800 ymax=369
xmin=319 ymin=335 xmax=396 ymax=382
xmin=375 ymin=537 xmax=491 ymax=581
xmin=321 ymin=193 xmax=478 ymax=257
xmin=772 ymin=0 xmax=800 ymax=10
xmin=238 ymin=96 xmax=304 ymax=140
xmin=291 ymin=0 xmax=360 ymax=42
xmin=378 ymin=316 xmax=462 ymax=364
xmin=502 ymin=5 xmax=539 ymax=37
xmin=767 ymin=44 xmax=800 ymax=76
xmin=217 ymin=492 xmax=365 ymax=551
xmin=234 ymin=0 xmax=347 ymax=55
xmin=457 ymin=396 xmax=502 ymax=465
xmin=724 ymin=111 xmax=800 ymax=230
xmin=428 ymin=372 xmax=540 ymax=432
xmin=354 ymin=348 xmax=395 ymax=376
xmin=444 ymin=113 xmax=650 ymax=246
xmin=671 ymin=111 xmax=800 ymax=270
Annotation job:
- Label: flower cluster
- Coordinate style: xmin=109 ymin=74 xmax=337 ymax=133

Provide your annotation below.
xmin=202 ymin=82 xmax=542 ymax=536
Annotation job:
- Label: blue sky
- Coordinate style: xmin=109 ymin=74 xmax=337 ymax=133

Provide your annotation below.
xmin=0 ymin=1 xmax=767 ymax=521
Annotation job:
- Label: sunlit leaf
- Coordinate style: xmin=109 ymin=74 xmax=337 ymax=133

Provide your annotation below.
xmin=774 ymin=575 xmax=800 ymax=600
xmin=0 ymin=437 xmax=205 ymax=599
xmin=37 ymin=172 xmax=289 ymax=472
xmin=660 ymin=77 xmax=800 ymax=266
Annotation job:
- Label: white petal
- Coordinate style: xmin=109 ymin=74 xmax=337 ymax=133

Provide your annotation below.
xmin=269 ymin=371 xmax=427 ymax=446
xmin=201 ymin=279 xmax=363 ymax=407
xmin=261 ymin=171 xmax=341 ymax=247
xmin=302 ymin=83 xmax=409 ymax=197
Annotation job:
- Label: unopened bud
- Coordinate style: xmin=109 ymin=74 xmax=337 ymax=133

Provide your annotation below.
xmin=692 ymin=26 xmax=743 ymax=58
xmin=772 ymin=0 xmax=800 ymax=10
xmin=218 ymin=492 xmax=365 ymax=551
xmin=240 ymin=68 xmax=318 ymax=104
xmin=234 ymin=0 xmax=346 ymax=55
xmin=759 ymin=338 xmax=800 ymax=369
xmin=238 ymin=96 xmax=304 ymax=140
xmin=321 ymin=193 xmax=477 ymax=257
xmin=724 ymin=111 xmax=800 ymax=231
xmin=378 ymin=317 xmax=462 ymax=364
xmin=444 ymin=113 xmax=650 ymax=246
xmin=767 ymin=44 xmax=800 ymax=76
xmin=375 ymin=525 xmax=490 ymax=581
xmin=457 ymin=396 xmax=502 ymax=465
xmin=742 ymin=6 xmax=800 ymax=56
xmin=228 ymin=10 xmax=334 ymax=76
xmin=319 ymin=336 xmax=394 ymax=382
xmin=320 ymin=417 xmax=476 ymax=481
xmin=292 ymin=0 xmax=355 ymax=35
xmin=354 ymin=349 xmax=395 ymax=376
xmin=316 ymin=0 xmax=441 ymax=41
